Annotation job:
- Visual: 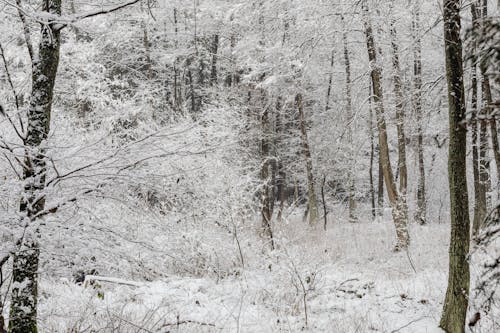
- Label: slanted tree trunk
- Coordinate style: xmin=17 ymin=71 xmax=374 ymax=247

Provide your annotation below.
xmin=363 ymin=0 xmax=409 ymax=250
xmin=296 ymin=93 xmax=318 ymax=225
xmin=9 ymin=1 xmax=62 ymax=333
xmin=411 ymin=1 xmax=427 ymax=224
xmin=440 ymin=0 xmax=470 ymax=331
xmin=342 ymin=26 xmax=357 ymax=222
xmin=389 ymin=13 xmax=409 ymax=227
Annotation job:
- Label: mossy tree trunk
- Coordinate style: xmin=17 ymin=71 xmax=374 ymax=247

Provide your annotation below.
xmin=440 ymin=0 xmax=470 ymax=331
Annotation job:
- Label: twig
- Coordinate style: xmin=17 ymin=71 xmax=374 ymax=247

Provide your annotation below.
xmin=390 ymin=316 xmax=428 ymax=333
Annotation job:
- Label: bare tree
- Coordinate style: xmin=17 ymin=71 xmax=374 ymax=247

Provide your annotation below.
xmin=362 ymin=0 xmax=409 ymax=250
xmin=440 ymin=0 xmax=470 ymax=331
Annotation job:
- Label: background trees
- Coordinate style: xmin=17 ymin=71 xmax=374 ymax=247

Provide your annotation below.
xmin=0 ymin=0 xmax=498 ymax=332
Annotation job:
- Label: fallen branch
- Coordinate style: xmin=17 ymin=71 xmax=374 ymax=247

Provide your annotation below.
xmin=83 ymin=275 xmax=144 ymax=288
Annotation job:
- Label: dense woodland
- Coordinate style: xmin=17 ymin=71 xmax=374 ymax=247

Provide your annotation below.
xmin=0 ymin=0 xmax=499 ymax=332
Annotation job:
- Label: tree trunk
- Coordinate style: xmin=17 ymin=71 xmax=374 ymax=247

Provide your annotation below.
xmin=276 ymin=97 xmax=286 ymax=223
xmin=440 ymin=0 xmax=470 ymax=331
xmin=210 ymin=34 xmax=219 ymax=85
xmin=389 ymin=14 xmax=409 ymax=227
xmin=342 ymin=27 xmax=357 ymax=222
xmin=363 ymin=0 xmax=409 ymax=250
xmin=469 ymin=1 xmax=486 ymax=237
xmin=411 ymin=1 xmax=427 ymax=224
xmin=9 ymin=1 xmax=62 ymax=333
xmin=325 ymin=49 xmax=334 ymax=112
xmin=260 ymin=98 xmax=274 ymax=249
xmin=369 ymin=83 xmax=376 ymax=219
xmin=296 ymin=93 xmax=318 ymax=226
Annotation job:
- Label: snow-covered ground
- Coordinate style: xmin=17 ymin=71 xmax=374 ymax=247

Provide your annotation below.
xmin=36 ymin=217 xmax=456 ymax=333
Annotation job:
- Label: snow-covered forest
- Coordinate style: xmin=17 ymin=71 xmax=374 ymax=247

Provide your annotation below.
xmin=0 ymin=0 xmax=498 ymax=332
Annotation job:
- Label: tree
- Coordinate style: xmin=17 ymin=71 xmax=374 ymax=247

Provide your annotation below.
xmin=342 ymin=19 xmax=357 ymax=223
xmin=440 ymin=0 xmax=470 ymax=331
xmin=3 ymin=1 xmax=142 ymax=332
xmin=296 ymin=93 xmax=319 ymax=226
xmin=8 ymin=1 xmax=63 ymax=331
xmin=389 ymin=5 xmax=408 ymax=226
xmin=411 ymin=0 xmax=427 ymax=225
xmin=362 ymin=0 xmax=409 ymax=250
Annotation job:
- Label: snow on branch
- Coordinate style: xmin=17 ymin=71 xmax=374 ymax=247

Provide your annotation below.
xmin=71 ymin=0 xmax=142 ymax=22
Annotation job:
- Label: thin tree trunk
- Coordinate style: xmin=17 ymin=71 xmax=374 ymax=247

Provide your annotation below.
xmin=9 ymin=2 xmax=62 ymax=333
xmin=260 ymin=101 xmax=274 ymax=249
xmin=173 ymin=8 xmax=181 ymax=112
xmin=470 ymin=1 xmax=487 ymax=237
xmin=440 ymin=0 xmax=470 ymax=331
xmin=363 ymin=0 xmax=409 ymax=250
xmin=389 ymin=13 xmax=409 ymax=227
xmin=325 ymin=49 xmax=334 ymax=112
xmin=296 ymin=93 xmax=318 ymax=226
xmin=378 ymin=146 xmax=384 ymax=216
xmin=412 ymin=1 xmax=427 ymax=224
xmin=276 ymin=97 xmax=286 ymax=223
xmin=369 ymin=83 xmax=376 ymax=219
xmin=210 ymin=34 xmax=219 ymax=85
xmin=342 ymin=26 xmax=357 ymax=222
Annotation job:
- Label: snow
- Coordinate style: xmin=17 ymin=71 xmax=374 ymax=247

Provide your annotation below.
xmin=36 ymin=219 xmax=450 ymax=333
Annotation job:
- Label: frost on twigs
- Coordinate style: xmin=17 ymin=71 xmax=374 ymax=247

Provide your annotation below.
xmin=469 ymin=205 xmax=500 ymax=331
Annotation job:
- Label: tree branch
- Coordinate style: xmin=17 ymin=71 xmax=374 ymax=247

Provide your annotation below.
xmin=69 ymin=0 xmax=142 ymax=24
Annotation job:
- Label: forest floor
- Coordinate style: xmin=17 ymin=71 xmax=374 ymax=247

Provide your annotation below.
xmin=37 ymin=213 xmax=455 ymax=333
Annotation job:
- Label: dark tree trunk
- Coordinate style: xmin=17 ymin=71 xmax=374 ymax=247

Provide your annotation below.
xmin=210 ymin=34 xmax=219 ymax=85
xmin=440 ymin=0 xmax=470 ymax=331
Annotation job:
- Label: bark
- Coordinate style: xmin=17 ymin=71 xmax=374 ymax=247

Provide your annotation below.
xmin=389 ymin=14 xmax=409 ymax=226
xmin=342 ymin=28 xmax=357 ymax=222
xmin=363 ymin=1 xmax=409 ymax=250
xmin=470 ymin=1 xmax=487 ymax=237
xmin=440 ymin=0 xmax=470 ymax=331
xmin=142 ymin=21 xmax=152 ymax=80
xmin=411 ymin=2 xmax=427 ymax=224
xmin=260 ymin=101 xmax=274 ymax=249
xmin=478 ymin=0 xmax=492 ymax=210
xmin=369 ymin=83 xmax=376 ymax=218
xmin=210 ymin=34 xmax=219 ymax=85
xmin=9 ymin=2 xmax=62 ymax=333
xmin=276 ymin=97 xmax=286 ymax=223
xmin=325 ymin=49 xmax=334 ymax=112
xmin=173 ymin=8 xmax=181 ymax=112
xmin=377 ymin=146 xmax=384 ymax=215
xmin=296 ymin=93 xmax=319 ymax=225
